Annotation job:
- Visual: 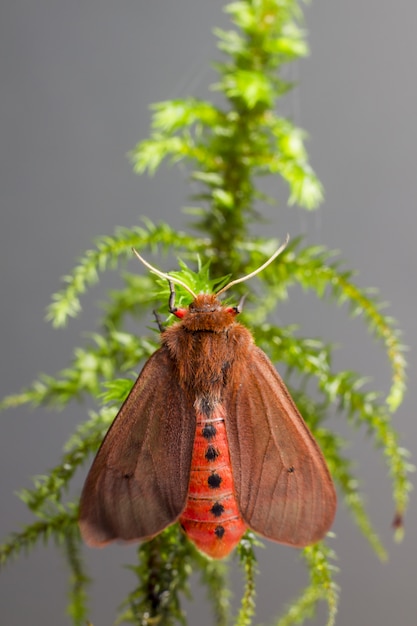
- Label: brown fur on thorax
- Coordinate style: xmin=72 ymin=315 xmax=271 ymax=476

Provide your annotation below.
xmin=161 ymin=294 xmax=254 ymax=399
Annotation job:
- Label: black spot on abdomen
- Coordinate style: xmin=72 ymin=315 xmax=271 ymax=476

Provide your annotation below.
xmin=202 ymin=424 xmax=216 ymax=440
xmin=211 ymin=502 xmax=225 ymax=517
xmin=205 ymin=445 xmax=219 ymax=461
xmin=208 ymin=473 xmax=222 ymax=489
xmin=215 ymin=525 xmax=225 ymax=539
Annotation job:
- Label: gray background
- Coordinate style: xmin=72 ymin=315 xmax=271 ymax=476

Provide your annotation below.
xmin=1 ymin=1 xmax=416 ymax=624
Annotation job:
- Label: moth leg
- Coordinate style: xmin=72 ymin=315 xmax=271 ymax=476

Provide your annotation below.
xmin=153 ymin=310 xmax=166 ymax=332
xmin=167 ymin=280 xmax=188 ymax=320
xmin=168 ymin=280 xmax=177 ymax=314
xmin=153 ymin=281 xmax=179 ymax=331
xmin=235 ymin=293 xmax=247 ymax=314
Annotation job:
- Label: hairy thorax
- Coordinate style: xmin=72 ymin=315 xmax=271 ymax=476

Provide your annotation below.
xmin=161 ymin=294 xmax=254 ymax=401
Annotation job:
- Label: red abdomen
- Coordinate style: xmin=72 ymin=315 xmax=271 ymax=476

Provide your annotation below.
xmin=179 ymin=406 xmax=247 ymax=558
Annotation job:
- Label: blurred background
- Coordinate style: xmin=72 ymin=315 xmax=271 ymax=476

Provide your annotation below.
xmin=1 ymin=1 xmax=416 ymax=624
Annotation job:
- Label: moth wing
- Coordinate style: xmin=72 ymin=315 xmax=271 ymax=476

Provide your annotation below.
xmin=226 ymin=346 xmax=336 ymax=547
xmin=79 ymin=346 xmax=195 ymax=546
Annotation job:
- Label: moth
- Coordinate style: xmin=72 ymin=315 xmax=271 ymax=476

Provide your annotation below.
xmin=79 ymin=237 xmax=336 ymax=558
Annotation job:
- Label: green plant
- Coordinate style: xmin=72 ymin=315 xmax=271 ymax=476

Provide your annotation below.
xmin=0 ymin=1 xmax=411 ymax=625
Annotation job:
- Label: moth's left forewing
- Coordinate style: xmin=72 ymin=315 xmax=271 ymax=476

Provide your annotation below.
xmin=225 ymin=346 xmax=336 ymax=547
xmin=79 ymin=346 xmax=195 ymax=546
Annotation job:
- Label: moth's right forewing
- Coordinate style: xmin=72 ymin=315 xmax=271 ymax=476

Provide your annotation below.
xmin=225 ymin=346 xmax=336 ymax=547
xmin=79 ymin=346 xmax=195 ymax=546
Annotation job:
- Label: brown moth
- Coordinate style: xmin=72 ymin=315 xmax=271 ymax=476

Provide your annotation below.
xmin=79 ymin=237 xmax=336 ymax=558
